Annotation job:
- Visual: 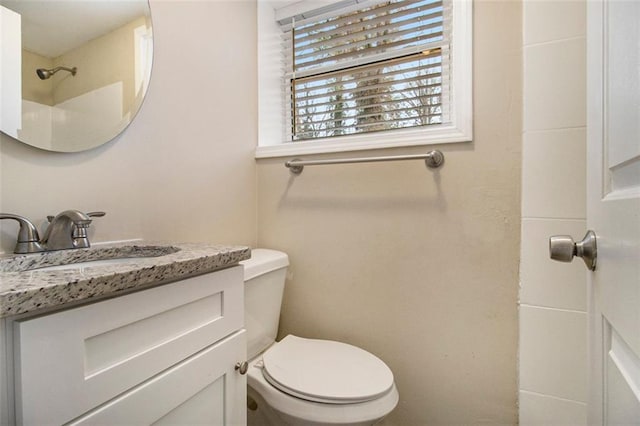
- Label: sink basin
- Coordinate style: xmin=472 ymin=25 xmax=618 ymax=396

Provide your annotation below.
xmin=0 ymin=245 xmax=181 ymax=273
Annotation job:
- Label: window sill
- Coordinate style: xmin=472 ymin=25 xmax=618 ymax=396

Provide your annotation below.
xmin=255 ymin=124 xmax=472 ymax=159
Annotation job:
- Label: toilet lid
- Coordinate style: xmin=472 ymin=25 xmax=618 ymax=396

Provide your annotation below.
xmin=261 ymin=335 xmax=394 ymax=404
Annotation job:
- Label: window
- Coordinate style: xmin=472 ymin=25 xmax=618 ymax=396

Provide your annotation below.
xmin=257 ymin=0 xmax=472 ymax=157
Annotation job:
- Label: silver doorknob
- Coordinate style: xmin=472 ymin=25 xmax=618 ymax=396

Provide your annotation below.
xmin=549 ymin=230 xmax=597 ymax=271
xmin=235 ymin=361 xmax=248 ymax=375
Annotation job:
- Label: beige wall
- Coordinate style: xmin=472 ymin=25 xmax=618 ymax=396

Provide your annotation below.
xmin=3 ymin=1 xmax=526 ymax=424
xmin=256 ymin=1 xmax=522 ymax=424
xmin=519 ymin=1 xmax=588 ymax=424
xmin=0 ymin=1 xmax=257 ymax=253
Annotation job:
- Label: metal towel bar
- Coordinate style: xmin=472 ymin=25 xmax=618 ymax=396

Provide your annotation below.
xmin=285 ymin=150 xmax=444 ymax=175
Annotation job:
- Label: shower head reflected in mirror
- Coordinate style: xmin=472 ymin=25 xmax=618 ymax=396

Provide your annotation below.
xmin=36 ymin=66 xmax=77 ymax=80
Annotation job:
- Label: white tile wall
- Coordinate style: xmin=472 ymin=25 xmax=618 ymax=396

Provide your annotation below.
xmin=519 ymin=391 xmax=588 ymax=426
xmin=520 ymin=219 xmax=587 ymax=311
xmin=523 ymin=38 xmax=586 ymax=132
xmin=520 ymin=1 xmax=588 ymax=424
xmin=520 ymin=306 xmax=588 ymax=402
xmin=523 ymin=0 xmax=586 ymax=45
xmin=522 ymin=129 xmax=586 ymax=219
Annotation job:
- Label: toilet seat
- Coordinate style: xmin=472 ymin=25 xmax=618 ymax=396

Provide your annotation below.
xmin=261 ymin=335 xmax=394 ymax=404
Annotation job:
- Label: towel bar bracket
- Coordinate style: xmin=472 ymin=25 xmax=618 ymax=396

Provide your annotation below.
xmin=424 ymin=150 xmax=444 ymax=169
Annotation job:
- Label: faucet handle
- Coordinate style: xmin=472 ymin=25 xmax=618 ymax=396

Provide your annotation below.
xmin=86 ymin=211 xmax=106 ymax=218
xmin=73 ymin=212 xmax=104 ymax=248
xmin=0 ymin=213 xmax=44 ymax=254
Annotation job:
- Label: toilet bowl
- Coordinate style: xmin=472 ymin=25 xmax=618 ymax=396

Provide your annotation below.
xmin=241 ymin=249 xmax=399 ymax=426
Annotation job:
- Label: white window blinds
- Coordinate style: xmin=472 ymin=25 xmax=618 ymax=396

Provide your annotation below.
xmin=280 ymin=0 xmax=452 ymax=142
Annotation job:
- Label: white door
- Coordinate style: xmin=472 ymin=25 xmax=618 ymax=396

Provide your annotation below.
xmin=587 ymin=0 xmax=640 ymax=423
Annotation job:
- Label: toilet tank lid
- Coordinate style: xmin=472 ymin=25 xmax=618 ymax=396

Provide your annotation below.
xmin=241 ymin=248 xmax=289 ymax=281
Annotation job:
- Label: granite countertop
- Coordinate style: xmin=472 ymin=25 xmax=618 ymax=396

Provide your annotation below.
xmin=0 ymin=242 xmax=251 ymax=318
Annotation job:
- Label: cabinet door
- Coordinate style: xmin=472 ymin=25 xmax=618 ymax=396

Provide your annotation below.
xmin=67 ymin=330 xmax=247 ymax=426
xmin=13 ymin=266 xmax=243 ymax=425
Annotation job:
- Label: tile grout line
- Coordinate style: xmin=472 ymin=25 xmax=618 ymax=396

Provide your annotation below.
xmin=523 ymin=35 xmax=586 ymax=49
xmin=519 ymin=303 xmax=587 ymax=315
xmin=521 ymin=217 xmax=587 ymax=221
xmin=519 ymin=389 xmax=588 ymax=406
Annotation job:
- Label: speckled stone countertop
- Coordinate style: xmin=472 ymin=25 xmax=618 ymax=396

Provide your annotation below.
xmin=0 ymin=242 xmax=250 ymax=318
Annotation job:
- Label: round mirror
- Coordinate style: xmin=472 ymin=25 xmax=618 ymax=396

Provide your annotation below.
xmin=0 ymin=0 xmax=153 ymax=152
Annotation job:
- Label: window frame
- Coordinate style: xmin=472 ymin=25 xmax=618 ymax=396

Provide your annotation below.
xmin=256 ymin=0 xmax=472 ymax=159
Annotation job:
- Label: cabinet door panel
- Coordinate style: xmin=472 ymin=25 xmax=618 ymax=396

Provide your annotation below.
xmin=14 ymin=266 xmax=243 ymax=425
xmin=68 ymin=330 xmax=247 ymax=425
xmin=154 ymin=378 xmax=225 ymax=425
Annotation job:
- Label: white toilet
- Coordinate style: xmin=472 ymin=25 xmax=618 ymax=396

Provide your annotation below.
xmin=241 ymin=249 xmax=399 ymax=426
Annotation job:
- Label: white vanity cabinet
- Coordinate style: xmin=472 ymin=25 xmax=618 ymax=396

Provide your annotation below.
xmin=7 ymin=265 xmax=247 ymax=425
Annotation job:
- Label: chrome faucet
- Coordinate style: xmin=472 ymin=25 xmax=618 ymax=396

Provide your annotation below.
xmin=41 ymin=210 xmax=93 ymax=250
xmin=0 ymin=210 xmax=105 ymax=253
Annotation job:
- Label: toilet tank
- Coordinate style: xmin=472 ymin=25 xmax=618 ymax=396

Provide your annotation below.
xmin=241 ymin=249 xmax=289 ymax=359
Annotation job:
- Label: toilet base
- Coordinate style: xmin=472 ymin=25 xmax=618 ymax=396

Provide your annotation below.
xmin=247 ymin=386 xmax=285 ymax=426
xmin=247 ymin=375 xmax=397 ymax=426
xmin=247 ymin=386 xmax=389 ymax=426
